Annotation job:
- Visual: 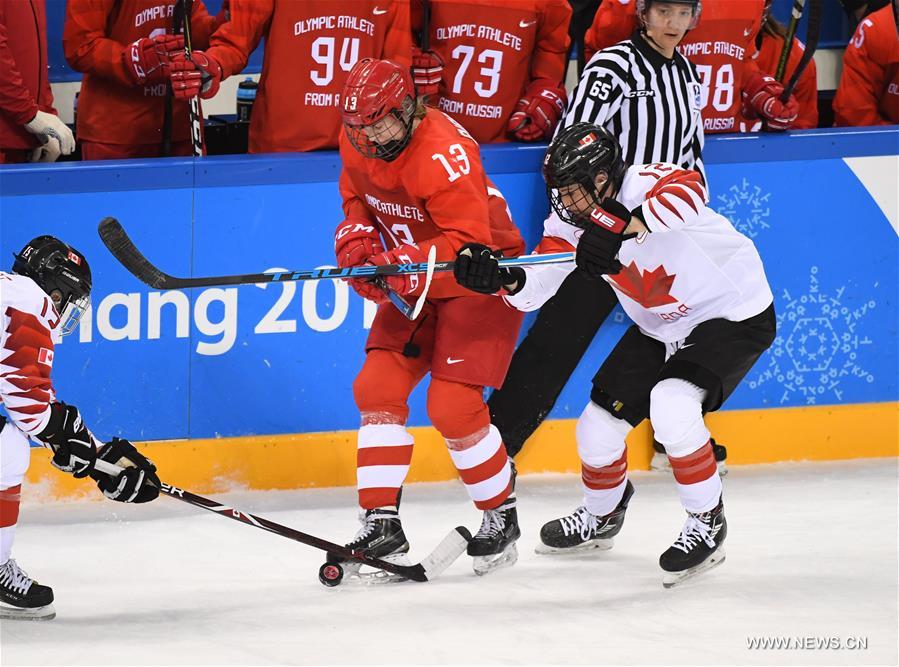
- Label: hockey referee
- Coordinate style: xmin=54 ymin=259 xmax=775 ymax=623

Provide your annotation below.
xmin=489 ymin=0 xmax=725 ymax=467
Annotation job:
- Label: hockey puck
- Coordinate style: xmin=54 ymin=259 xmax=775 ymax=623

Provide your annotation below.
xmin=318 ymin=562 xmax=344 ymax=587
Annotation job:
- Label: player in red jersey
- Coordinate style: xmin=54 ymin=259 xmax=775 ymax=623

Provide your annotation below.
xmin=169 ymin=0 xmax=411 ymax=153
xmin=411 ymin=0 xmax=572 ymax=143
xmin=834 ymin=1 xmax=899 ymax=126
xmin=741 ymin=0 xmax=818 ymax=131
xmin=585 ymin=0 xmax=799 ymax=133
xmin=330 ymin=58 xmax=525 ymax=577
xmin=63 ymin=0 xmax=222 ymax=159
xmin=1 ymin=237 xmax=159 ymax=621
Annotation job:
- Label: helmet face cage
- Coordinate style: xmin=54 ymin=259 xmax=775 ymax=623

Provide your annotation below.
xmin=12 ymin=236 xmax=92 ymax=336
xmin=344 ymin=95 xmax=416 ymax=162
xmin=542 ymin=124 xmax=626 ymax=229
xmin=637 ymin=0 xmax=703 ymax=31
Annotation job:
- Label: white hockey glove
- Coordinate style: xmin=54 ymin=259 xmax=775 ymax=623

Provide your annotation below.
xmin=24 ymin=110 xmax=75 ymax=156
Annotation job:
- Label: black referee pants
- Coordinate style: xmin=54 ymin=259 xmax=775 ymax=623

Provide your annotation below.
xmin=488 ymin=268 xmax=618 ymax=458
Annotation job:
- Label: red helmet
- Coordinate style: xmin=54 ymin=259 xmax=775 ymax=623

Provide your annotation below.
xmin=342 ymin=58 xmax=416 ymax=161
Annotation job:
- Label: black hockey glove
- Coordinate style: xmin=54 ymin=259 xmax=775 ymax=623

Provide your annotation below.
xmin=576 ymin=198 xmax=636 ymax=279
xmin=453 ymin=243 xmax=525 ymax=295
xmin=91 ymin=438 xmax=160 ymax=503
xmin=36 ymin=402 xmax=98 ymax=478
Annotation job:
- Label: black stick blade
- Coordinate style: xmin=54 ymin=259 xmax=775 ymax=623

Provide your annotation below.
xmin=97 ymin=217 xmax=173 ymax=289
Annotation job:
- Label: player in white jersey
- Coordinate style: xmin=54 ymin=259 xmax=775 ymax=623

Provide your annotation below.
xmin=453 ymin=123 xmax=775 ymax=586
xmin=0 ymin=236 xmax=160 ymax=620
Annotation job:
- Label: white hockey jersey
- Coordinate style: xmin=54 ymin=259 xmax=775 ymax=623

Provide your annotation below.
xmin=506 ymin=163 xmax=774 ymax=343
xmin=0 ymin=271 xmax=61 ymax=437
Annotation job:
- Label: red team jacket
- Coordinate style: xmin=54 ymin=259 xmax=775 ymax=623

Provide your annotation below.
xmin=339 ymin=111 xmax=523 ymax=299
xmin=0 ymin=0 xmax=58 ymax=152
xmin=833 ymin=4 xmax=899 ymax=126
xmin=63 ymin=0 xmax=219 ymax=146
xmin=585 ymin=0 xmax=767 ymax=134
xmin=206 ymin=0 xmax=411 ymax=153
xmin=413 ymin=0 xmax=571 ymax=144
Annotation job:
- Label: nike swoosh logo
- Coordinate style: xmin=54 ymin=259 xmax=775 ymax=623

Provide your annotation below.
xmin=519 ymin=19 xmax=536 ymax=28
xmin=446 ymin=357 xmax=464 ymax=365
xmin=373 ymin=7 xmax=387 ymax=15
xmin=744 ymin=26 xmax=753 ymax=37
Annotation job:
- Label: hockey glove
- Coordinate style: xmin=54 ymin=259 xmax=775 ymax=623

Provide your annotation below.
xmin=453 ymin=243 xmax=525 ymax=295
xmin=35 ymin=402 xmax=98 ymax=478
xmin=412 ymin=46 xmax=444 ymax=97
xmin=170 ymin=50 xmax=223 ymax=100
xmin=507 ymin=80 xmax=567 ymax=142
xmin=369 ymin=244 xmax=428 ymax=296
xmin=741 ymin=72 xmax=799 ymax=132
xmin=91 ymin=438 xmax=160 ymax=503
xmin=124 ymin=34 xmax=184 ymax=86
xmin=576 ymin=198 xmax=634 ymax=278
xmin=24 ymin=111 xmax=75 ymax=156
xmin=334 ymin=218 xmax=389 ymax=304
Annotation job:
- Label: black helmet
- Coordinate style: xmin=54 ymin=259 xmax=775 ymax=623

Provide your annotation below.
xmin=12 ymin=236 xmax=92 ymax=336
xmin=637 ymin=0 xmax=702 ymax=30
xmin=542 ymin=123 xmax=627 ymax=228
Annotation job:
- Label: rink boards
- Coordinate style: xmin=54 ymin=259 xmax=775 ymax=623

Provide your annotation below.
xmin=0 ymin=127 xmax=896 ymax=497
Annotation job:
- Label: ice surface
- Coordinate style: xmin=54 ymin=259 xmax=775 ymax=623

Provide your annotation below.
xmin=2 ymin=459 xmax=896 ymax=666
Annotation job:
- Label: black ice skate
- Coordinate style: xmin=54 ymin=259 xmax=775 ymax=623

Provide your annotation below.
xmin=0 ymin=559 xmax=55 ymax=621
xmin=650 ymin=439 xmax=728 ymax=476
xmin=536 ymin=479 xmax=635 ymax=554
xmin=468 ymin=498 xmax=521 ymax=575
xmin=659 ymin=497 xmax=727 ymax=588
xmin=323 ymin=508 xmax=411 ymax=584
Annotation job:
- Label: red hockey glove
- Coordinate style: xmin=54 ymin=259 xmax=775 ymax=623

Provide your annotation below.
xmin=370 ymin=244 xmax=428 ymax=296
xmin=507 ymin=80 xmax=567 ymax=141
xmin=334 ymin=218 xmax=388 ymax=303
xmin=412 ymin=46 xmax=444 ymax=97
xmin=124 ymin=34 xmax=184 ymax=86
xmin=742 ymin=72 xmax=799 ymax=132
xmin=170 ymin=50 xmax=223 ymax=100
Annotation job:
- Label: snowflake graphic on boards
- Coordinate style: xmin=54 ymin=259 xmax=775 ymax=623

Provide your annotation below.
xmin=748 ymin=266 xmax=876 ymax=405
xmin=716 ymin=178 xmax=771 ymax=238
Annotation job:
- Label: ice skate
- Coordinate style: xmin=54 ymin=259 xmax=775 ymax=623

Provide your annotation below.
xmin=536 ymin=480 xmax=634 ymax=554
xmin=660 ymin=497 xmax=727 ymax=588
xmin=468 ymin=498 xmax=520 ymax=575
xmin=0 ymin=559 xmax=55 ymax=621
xmin=324 ymin=508 xmax=411 ymax=585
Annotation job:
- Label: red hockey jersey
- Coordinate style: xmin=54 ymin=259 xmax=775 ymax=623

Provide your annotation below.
xmin=413 ymin=0 xmax=571 ymax=143
xmin=833 ymin=4 xmax=899 ymax=126
xmin=207 ymin=0 xmax=411 ymax=153
xmin=745 ymin=31 xmax=818 ymax=130
xmin=339 ymin=110 xmax=523 ymax=299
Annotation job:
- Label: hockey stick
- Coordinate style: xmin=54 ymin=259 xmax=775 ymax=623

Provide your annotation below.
xmin=160 ymin=0 xmax=184 ymax=157
xmin=377 ymin=246 xmax=436 ymax=321
xmin=93 ymin=458 xmax=471 ymax=584
xmin=98 ymin=217 xmax=574 ymax=291
xmin=182 ymin=0 xmax=204 ymax=156
xmin=774 ymin=0 xmax=806 ymax=82
xmin=779 ymin=0 xmax=822 ymax=102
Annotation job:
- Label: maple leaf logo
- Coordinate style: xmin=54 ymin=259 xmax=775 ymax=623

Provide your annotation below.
xmin=609 ymin=262 xmax=678 ymax=308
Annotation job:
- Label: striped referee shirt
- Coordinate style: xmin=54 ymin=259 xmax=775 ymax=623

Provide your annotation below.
xmin=563 ymin=31 xmax=706 ymax=182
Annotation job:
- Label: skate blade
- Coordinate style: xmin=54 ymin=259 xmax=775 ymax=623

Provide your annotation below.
xmin=0 ymin=602 xmax=56 ymax=621
xmin=662 ymin=549 xmax=726 ymax=588
xmin=472 ymin=542 xmax=518 ymax=576
xmin=534 ymin=537 xmax=614 ymax=555
xmin=340 ymin=554 xmax=412 ymax=586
